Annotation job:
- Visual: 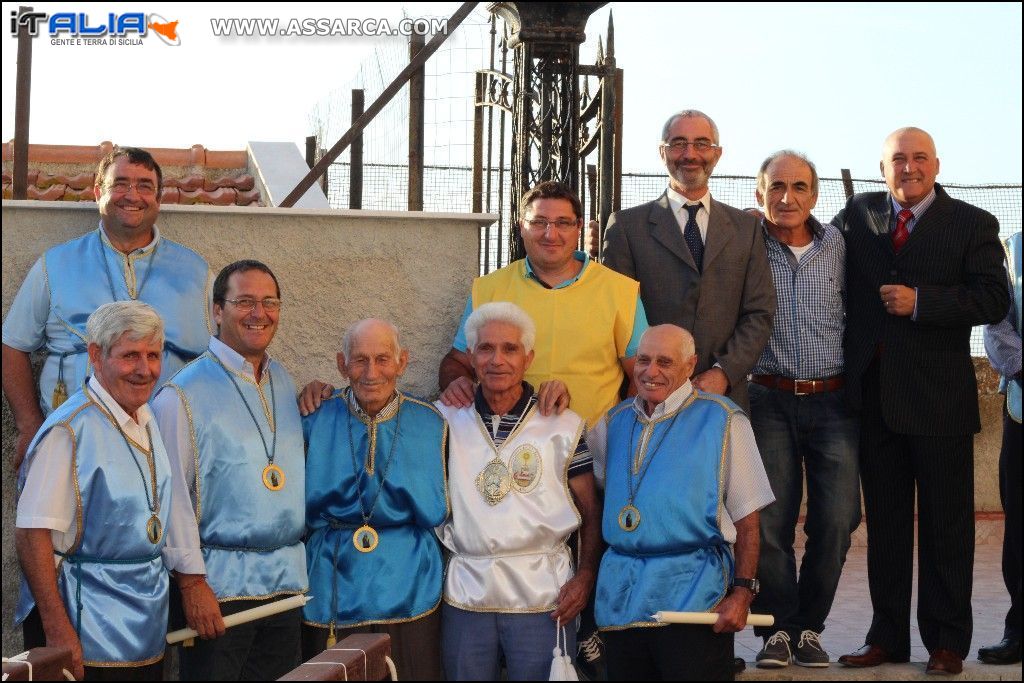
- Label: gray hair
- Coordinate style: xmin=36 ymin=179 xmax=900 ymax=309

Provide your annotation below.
xmin=756 ymin=150 xmax=819 ymax=195
xmin=86 ymin=301 xmax=165 ymax=354
xmin=342 ymin=318 xmax=402 ymax=359
xmin=465 ymin=302 xmax=536 ymax=353
xmin=660 ymin=109 xmax=720 ymax=145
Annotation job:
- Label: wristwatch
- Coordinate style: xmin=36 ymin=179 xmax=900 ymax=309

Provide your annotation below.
xmin=732 ymin=578 xmax=760 ymax=595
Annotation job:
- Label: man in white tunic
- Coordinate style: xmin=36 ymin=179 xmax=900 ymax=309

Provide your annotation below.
xmin=435 ymin=302 xmax=602 ymax=681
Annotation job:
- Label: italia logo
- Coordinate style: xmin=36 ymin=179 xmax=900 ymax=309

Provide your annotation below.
xmin=10 ymin=11 xmax=181 ymax=45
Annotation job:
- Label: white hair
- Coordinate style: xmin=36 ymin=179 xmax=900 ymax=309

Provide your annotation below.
xmin=465 ymin=302 xmax=536 ymax=353
xmin=86 ymin=301 xmax=164 ymax=354
xmin=342 ymin=318 xmax=402 ymax=359
xmin=639 ymin=324 xmax=695 ymax=361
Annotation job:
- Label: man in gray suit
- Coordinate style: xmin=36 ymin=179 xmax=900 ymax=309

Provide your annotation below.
xmin=603 ymin=110 xmax=775 ymax=411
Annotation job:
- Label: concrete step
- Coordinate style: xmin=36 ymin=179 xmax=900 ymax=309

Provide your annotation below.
xmin=736 ymin=660 xmax=1021 ymax=680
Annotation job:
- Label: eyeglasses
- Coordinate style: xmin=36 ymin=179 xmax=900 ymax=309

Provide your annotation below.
xmin=105 ymin=180 xmax=159 ymax=196
xmin=659 ymin=140 xmax=720 ymax=153
xmin=524 ymin=218 xmax=579 ymax=232
xmin=223 ymin=297 xmax=283 ymax=312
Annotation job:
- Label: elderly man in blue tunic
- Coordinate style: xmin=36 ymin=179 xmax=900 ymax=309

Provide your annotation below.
xmin=151 ymin=260 xmax=307 ymax=681
xmin=436 ymin=302 xmax=602 ymax=681
xmin=589 ymin=324 xmax=775 ymax=681
xmin=301 ymin=318 xmax=448 ymax=680
xmin=2 ymin=146 xmax=212 ymax=471
xmin=14 ymin=301 xmax=196 ymax=681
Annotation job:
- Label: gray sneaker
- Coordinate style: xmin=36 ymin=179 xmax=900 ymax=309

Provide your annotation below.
xmin=756 ymin=631 xmax=792 ymax=668
xmin=793 ymin=630 xmax=830 ymax=667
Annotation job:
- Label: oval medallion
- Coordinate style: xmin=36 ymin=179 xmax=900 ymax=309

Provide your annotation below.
xmin=262 ymin=463 xmax=285 ymax=491
xmin=618 ymin=504 xmax=641 ymax=532
xmin=353 ymin=525 xmax=379 ymax=553
xmin=146 ymin=514 xmax=163 ymax=544
xmin=508 ymin=444 xmax=542 ymax=494
xmin=475 ymin=459 xmax=512 ymax=506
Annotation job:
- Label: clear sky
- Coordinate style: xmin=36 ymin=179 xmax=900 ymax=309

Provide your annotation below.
xmin=3 ymin=2 xmax=1021 ymax=184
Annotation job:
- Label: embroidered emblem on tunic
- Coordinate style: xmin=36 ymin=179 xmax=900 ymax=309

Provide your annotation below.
xmin=508 ymin=443 xmax=542 ymax=494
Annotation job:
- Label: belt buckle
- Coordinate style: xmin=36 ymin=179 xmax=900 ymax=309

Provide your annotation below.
xmin=793 ymin=379 xmax=814 ymax=396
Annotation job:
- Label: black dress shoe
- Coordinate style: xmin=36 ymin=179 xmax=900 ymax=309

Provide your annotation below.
xmin=978 ymin=637 xmax=1022 ymax=664
xmin=734 ymin=657 xmax=746 ymax=675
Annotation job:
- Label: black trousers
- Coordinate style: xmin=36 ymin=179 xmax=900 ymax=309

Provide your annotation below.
xmin=176 ymin=596 xmax=302 ymax=681
xmin=22 ymin=607 xmax=163 ymax=681
xmin=603 ymin=625 xmax=734 ymax=681
xmin=859 ymin=363 xmax=974 ymax=659
xmin=999 ymin=405 xmax=1022 ymax=639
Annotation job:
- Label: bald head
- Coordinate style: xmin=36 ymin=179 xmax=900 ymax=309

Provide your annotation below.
xmin=881 ymin=127 xmax=940 ymax=207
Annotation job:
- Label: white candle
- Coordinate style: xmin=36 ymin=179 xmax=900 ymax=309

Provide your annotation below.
xmin=166 ymin=594 xmax=311 ymax=644
xmin=651 ymin=611 xmax=774 ymax=627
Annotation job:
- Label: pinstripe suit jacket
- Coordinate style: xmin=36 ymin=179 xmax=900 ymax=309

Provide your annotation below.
xmin=602 ymin=192 xmax=776 ymax=412
xmin=834 ymin=184 xmax=1009 ymax=436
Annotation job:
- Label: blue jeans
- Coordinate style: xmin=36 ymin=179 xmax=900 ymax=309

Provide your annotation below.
xmin=748 ymin=382 xmax=861 ymax=640
xmin=441 ymin=603 xmax=576 ymax=681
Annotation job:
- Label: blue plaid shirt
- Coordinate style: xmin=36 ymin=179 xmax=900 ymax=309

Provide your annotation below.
xmin=753 ymin=217 xmax=845 ymax=379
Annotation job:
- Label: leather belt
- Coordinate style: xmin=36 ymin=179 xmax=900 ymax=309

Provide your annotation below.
xmin=751 ymin=374 xmax=844 ymax=396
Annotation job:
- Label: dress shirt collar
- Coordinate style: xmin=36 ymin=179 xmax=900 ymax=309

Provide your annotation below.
xmin=889 ymin=187 xmax=937 ymax=223
xmin=98 ymin=223 xmax=160 ymax=255
xmin=524 ymin=251 xmax=590 ymax=290
xmin=346 ymin=387 xmax=401 ymax=423
xmin=475 ymin=381 xmax=536 ymax=419
xmin=87 ymin=375 xmax=154 ymax=442
xmin=209 ymin=335 xmax=270 ymax=382
xmin=666 ymin=187 xmax=712 ymax=216
xmin=632 ymin=380 xmax=694 ymax=421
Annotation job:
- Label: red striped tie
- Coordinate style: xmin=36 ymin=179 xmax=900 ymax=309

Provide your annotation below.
xmin=892 ymin=209 xmax=913 ymax=252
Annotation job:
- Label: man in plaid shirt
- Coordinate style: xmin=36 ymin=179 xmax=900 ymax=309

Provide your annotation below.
xmin=746 ymin=151 xmax=861 ymax=670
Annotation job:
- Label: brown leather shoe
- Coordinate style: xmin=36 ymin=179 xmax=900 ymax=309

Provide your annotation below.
xmin=926 ymin=649 xmax=963 ymax=675
xmin=838 ymin=644 xmax=894 ymax=667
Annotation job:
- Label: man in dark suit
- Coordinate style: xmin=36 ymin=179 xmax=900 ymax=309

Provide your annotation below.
xmin=834 ymin=127 xmax=1009 ymax=675
xmin=602 ymin=110 xmax=775 ymax=411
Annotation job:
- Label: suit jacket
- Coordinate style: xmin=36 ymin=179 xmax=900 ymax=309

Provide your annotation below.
xmin=603 ymin=192 xmax=776 ymax=411
xmin=835 ymin=183 xmax=1009 ymax=436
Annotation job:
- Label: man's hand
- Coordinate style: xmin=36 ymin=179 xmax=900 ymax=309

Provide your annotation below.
xmin=178 ymin=575 xmax=225 ymax=640
xmin=551 ymin=569 xmax=595 ymax=626
xmin=46 ymin=616 xmax=85 ymax=680
xmin=536 ymin=380 xmax=570 ymax=416
xmin=712 ymin=587 xmax=753 ymax=633
xmin=439 ymin=375 xmax=475 ymax=408
xmin=586 ymin=219 xmax=601 ymax=258
xmin=692 ymin=367 xmax=730 ymax=395
xmin=879 ymin=284 xmax=916 ymax=317
xmin=13 ymin=417 xmax=44 ymax=471
xmin=299 ymin=380 xmax=334 ymax=416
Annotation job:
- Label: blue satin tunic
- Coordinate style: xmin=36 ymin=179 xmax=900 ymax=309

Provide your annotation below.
xmin=39 ymin=229 xmax=210 ymax=412
xmin=15 ymin=389 xmax=172 ymax=666
xmin=303 ymin=389 xmax=448 ymax=628
xmin=596 ymin=392 xmax=738 ymax=630
xmin=164 ymin=353 xmax=307 ymax=600
xmin=1005 ymin=233 xmax=1022 ymax=421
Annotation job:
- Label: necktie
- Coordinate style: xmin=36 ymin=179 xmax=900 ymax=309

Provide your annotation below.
xmin=892 ymin=209 xmax=913 ymax=252
xmin=683 ymin=204 xmax=704 ymax=271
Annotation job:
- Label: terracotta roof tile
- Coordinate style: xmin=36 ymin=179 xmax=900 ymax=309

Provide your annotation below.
xmin=4 ymin=142 xmax=260 ymax=206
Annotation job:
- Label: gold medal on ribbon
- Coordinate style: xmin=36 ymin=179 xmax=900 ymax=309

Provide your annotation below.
xmin=146 ymin=514 xmax=163 ymax=544
xmin=262 ymin=463 xmax=285 ymax=491
xmin=476 ymin=457 xmax=512 ymax=506
xmin=353 ymin=525 xmax=379 ymax=553
xmin=618 ymin=504 xmax=641 ymax=532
